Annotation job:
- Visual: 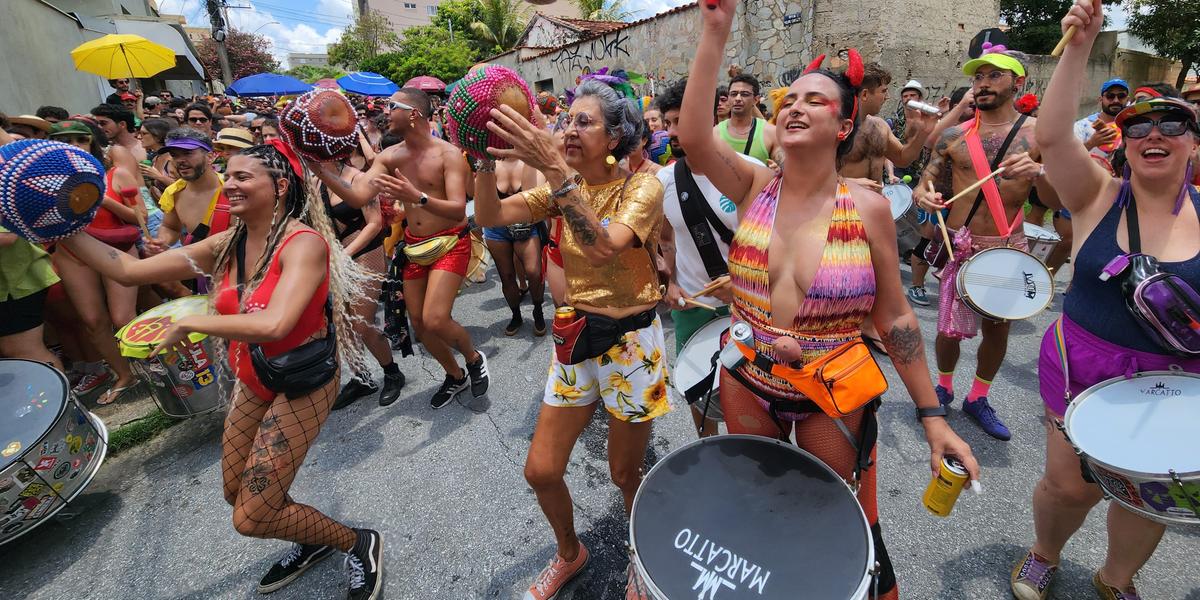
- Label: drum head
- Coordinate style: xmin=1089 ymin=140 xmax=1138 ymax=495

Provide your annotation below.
xmin=671 ymin=317 xmax=730 ymax=394
xmin=117 ymin=296 xmax=210 ymax=359
xmin=1065 ymin=371 xmax=1200 ymax=476
xmin=883 ymin=184 xmax=913 ymax=222
xmin=0 ymin=360 xmax=68 ymax=471
xmin=957 ymin=247 xmax=1053 ymax=320
xmin=631 ymin=435 xmax=872 ymax=600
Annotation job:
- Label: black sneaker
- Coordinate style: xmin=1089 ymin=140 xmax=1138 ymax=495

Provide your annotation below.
xmin=466 ymin=350 xmax=490 ymax=397
xmin=379 ymin=370 xmax=406 ymax=407
xmin=333 ymin=377 xmax=379 ymax=411
xmin=504 ymin=315 xmax=523 ymax=336
xmin=257 ymin=543 xmax=334 ymax=594
xmin=346 ymin=529 xmax=383 ymax=600
xmin=532 ymin=308 xmax=546 ymax=337
xmin=430 ymin=373 xmax=469 ymax=409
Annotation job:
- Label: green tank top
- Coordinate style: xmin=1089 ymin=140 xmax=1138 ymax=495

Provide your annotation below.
xmin=717 ymin=118 xmax=770 ymax=164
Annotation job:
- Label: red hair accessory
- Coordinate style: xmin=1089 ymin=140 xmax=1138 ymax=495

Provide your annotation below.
xmin=1015 ymin=93 xmax=1039 ymax=115
xmin=804 ymin=54 xmax=827 ymax=74
xmin=1133 ymin=86 xmax=1163 ymax=99
xmin=266 ymin=137 xmax=304 ymax=180
xmin=844 ymin=49 xmax=864 ymax=87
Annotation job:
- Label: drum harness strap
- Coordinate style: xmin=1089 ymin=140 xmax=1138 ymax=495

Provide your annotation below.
xmin=674 ymin=158 xmax=734 ymax=281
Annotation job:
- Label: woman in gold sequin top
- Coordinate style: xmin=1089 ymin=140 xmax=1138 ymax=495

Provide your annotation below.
xmin=475 ymin=79 xmax=668 ymax=599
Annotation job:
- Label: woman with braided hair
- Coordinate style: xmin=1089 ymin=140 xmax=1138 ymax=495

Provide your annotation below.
xmin=675 ymin=1 xmax=980 ymax=598
xmin=58 ymin=141 xmax=384 ymax=600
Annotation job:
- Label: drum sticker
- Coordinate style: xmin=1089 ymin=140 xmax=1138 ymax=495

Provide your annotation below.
xmin=1 ymin=441 xmax=20 ymax=458
xmin=1139 ymin=482 xmax=1176 ymax=512
xmin=673 ymin=528 xmax=772 ymax=597
xmin=19 ymin=482 xmax=45 ymax=499
xmin=69 ymin=459 xmax=82 ymax=480
xmin=26 ymin=495 xmax=56 ymax=520
xmin=192 ymin=367 xmax=215 ymax=389
xmin=1167 ymin=481 xmax=1200 ymax=516
xmin=186 ymin=343 xmax=211 ymax=371
xmin=0 ymin=477 xmax=11 ymax=493
xmin=82 ymin=434 xmax=97 ymax=455
xmin=1092 ymin=467 xmax=1143 ymax=508
xmin=52 ymin=461 xmax=70 ymax=480
xmin=178 ymin=369 xmax=195 ymax=382
xmin=2 ymin=520 xmax=25 ymax=535
xmin=173 ymin=385 xmax=194 ymax=399
xmin=33 ymin=457 xmax=56 ymax=472
xmin=15 ymin=468 xmax=36 ymax=485
xmin=65 ymin=434 xmax=83 ymax=455
xmin=1022 ymin=271 xmax=1037 ymax=299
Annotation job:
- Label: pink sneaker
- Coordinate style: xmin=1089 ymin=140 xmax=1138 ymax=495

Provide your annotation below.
xmin=524 ymin=543 xmax=589 ymax=600
xmin=72 ymin=370 xmax=113 ymax=395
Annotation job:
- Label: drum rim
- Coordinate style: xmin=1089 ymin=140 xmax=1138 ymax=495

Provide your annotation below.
xmin=628 ymin=434 xmax=875 ymax=599
xmin=955 ymin=246 xmax=1055 ymax=321
xmin=0 ymin=389 xmax=109 ymax=546
xmin=0 ymin=359 xmax=70 ymax=472
xmin=883 ymin=184 xmax=914 ymax=221
xmin=1064 ymin=370 xmax=1200 ymax=480
xmin=669 ymin=317 xmax=729 ymax=395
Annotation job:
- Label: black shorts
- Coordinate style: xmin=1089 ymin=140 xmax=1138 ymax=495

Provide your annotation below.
xmin=0 ymin=288 xmax=49 ymax=336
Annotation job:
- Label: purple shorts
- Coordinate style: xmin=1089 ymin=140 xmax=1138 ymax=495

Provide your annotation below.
xmin=1039 ymin=315 xmax=1200 ymax=416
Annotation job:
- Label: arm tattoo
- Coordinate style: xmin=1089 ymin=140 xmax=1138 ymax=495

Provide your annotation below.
xmin=920 ymin=127 xmax=962 ymax=185
xmin=107 ymin=249 xmax=119 ymax=260
xmin=557 ymin=193 xmax=606 ymax=247
xmin=718 ymin=152 xmax=744 ymax=183
xmin=881 ymin=323 xmax=923 ymax=366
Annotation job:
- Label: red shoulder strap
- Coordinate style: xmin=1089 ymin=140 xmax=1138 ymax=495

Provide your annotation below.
xmin=962 ymin=124 xmax=1022 ymax=237
xmin=207 ymin=191 xmax=231 ymax=235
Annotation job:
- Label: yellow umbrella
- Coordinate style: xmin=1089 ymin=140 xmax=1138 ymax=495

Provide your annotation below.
xmin=71 ymin=34 xmax=176 ymax=79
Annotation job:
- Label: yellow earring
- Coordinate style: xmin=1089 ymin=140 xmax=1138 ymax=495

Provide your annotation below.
xmin=606 ymin=154 xmax=617 ymax=166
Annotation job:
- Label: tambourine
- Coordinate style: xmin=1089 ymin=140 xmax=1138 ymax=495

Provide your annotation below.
xmin=278 ymin=89 xmax=358 ymax=163
xmin=0 ymin=140 xmax=105 ymax=243
xmin=446 ymin=65 xmax=536 ymax=161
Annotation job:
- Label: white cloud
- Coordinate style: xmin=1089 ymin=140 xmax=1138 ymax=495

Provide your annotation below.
xmin=165 ymin=0 xmax=350 ymax=69
xmin=625 ymin=0 xmax=690 ymax=19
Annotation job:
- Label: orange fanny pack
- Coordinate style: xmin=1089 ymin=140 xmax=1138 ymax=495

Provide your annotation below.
xmin=733 ymin=337 xmax=887 ymax=418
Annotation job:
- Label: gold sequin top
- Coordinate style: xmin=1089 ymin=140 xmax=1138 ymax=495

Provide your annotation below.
xmin=524 ymin=172 xmax=664 ymax=308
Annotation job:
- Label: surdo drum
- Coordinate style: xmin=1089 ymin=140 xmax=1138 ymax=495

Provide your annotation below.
xmin=0 ymin=359 xmax=108 ymax=545
xmin=1063 ymin=370 xmax=1200 ymax=525
xmin=630 ymin=435 xmax=876 ymax=599
xmin=278 ymin=89 xmax=359 ymax=163
xmin=0 ymin=139 xmax=106 ymax=243
xmin=445 ymin=65 xmax=537 ymax=161
xmin=116 ymin=296 xmax=232 ymax=418
xmin=955 ymin=247 xmax=1055 ymax=321
xmin=883 ymin=183 xmax=921 ymax=256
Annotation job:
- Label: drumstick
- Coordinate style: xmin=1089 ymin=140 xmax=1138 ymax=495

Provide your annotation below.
xmin=120 ymin=187 xmax=153 ymax=239
xmin=928 ymin=181 xmax=955 ymax=262
xmin=683 ymin=298 xmax=718 ymax=311
xmin=943 ymin=167 xmax=1006 ymax=206
xmin=1051 ymin=26 xmax=1077 ymax=57
xmin=694 ymin=275 xmax=731 ymax=298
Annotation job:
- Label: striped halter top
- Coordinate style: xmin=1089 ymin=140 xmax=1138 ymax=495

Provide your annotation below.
xmin=728 ymin=175 xmax=877 ymax=400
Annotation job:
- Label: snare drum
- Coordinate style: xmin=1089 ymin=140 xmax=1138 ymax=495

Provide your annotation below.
xmin=884 ymin=184 xmax=921 ymax=256
xmin=0 ymin=359 xmax=108 ymax=545
xmin=1064 ymin=371 xmax=1200 ymax=525
xmin=630 ymin=435 xmax=875 ymax=599
xmin=116 ymin=296 xmax=232 ymax=418
xmin=670 ymin=317 xmax=730 ymax=410
xmin=955 ymin=247 xmax=1054 ymax=321
xmin=1022 ymin=222 xmax=1061 ymax=263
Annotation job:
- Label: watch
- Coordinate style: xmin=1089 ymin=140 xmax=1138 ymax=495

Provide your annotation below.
xmin=916 ymin=405 xmax=948 ymax=420
xmin=417 ymin=193 xmax=429 ymax=206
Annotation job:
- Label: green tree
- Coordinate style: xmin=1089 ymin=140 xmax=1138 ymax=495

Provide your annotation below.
xmin=1000 ymin=0 xmax=1077 ymax=54
xmin=571 ymin=0 xmax=633 ymax=21
xmin=283 ymin=64 xmax=347 ymax=83
xmin=1127 ymin=0 xmax=1200 ymax=89
xmin=469 ymin=0 xmax=530 ymax=55
xmin=359 ymin=26 xmax=476 ymax=86
xmin=197 ymin=29 xmax=279 ymax=81
xmin=327 ymin=10 xmax=401 ymax=69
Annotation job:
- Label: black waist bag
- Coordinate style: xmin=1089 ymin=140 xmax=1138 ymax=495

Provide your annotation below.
xmin=237 ymin=234 xmax=339 ymax=399
xmin=553 ymin=309 xmax=655 ymax=365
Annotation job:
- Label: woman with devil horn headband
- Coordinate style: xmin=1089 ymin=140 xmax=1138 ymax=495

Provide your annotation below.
xmin=676 ymin=2 xmax=979 ymax=597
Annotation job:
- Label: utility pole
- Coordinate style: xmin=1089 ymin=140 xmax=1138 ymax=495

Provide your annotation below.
xmin=205 ymin=0 xmax=233 ymax=86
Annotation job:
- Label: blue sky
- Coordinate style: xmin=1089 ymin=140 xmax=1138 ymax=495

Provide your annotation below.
xmin=153 ymin=0 xmax=1127 ymax=69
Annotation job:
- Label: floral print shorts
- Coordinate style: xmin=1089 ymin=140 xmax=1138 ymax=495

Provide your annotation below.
xmin=543 ymin=315 xmax=673 ymax=423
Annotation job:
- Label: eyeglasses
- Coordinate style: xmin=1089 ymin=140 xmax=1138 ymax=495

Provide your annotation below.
xmin=727 ymin=90 xmax=755 ymax=98
xmin=388 ymin=101 xmax=413 ymax=111
xmin=1104 ymin=92 xmax=1128 ymax=101
xmin=971 ymin=71 xmax=1010 ymax=83
xmin=561 ymin=113 xmax=598 ymax=132
xmin=188 ymin=117 xmax=210 ymax=124
xmin=1122 ymin=115 xmax=1192 ymax=139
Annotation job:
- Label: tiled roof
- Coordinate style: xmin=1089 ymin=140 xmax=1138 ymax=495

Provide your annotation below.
xmin=522 ymin=3 xmax=699 ymax=61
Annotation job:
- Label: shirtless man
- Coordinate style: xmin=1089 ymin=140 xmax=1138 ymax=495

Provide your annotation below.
xmin=915 ymin=50 xmax=1056 ymax=440
xmin=91 ymin=103 xmax=147 ymax=165
xmin=839 ymin=63 xmax=936 ymax=192
xmin=315 ymin=87 xmax=489 ymax=408
xmin=144 ymin=128 xmax=230 ymax=256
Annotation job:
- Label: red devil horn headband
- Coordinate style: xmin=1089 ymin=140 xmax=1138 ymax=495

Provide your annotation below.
xmin=804 ymin=54 xmax=826 ymax=74
xmin=845 ymin=49 xmax=864 ymax=87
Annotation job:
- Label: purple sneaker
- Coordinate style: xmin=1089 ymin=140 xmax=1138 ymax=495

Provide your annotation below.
xmin=963 ymin=396 xmax=1011 ymax=440
xmin=1093 ymin=572 xmax=1142 ymax=600
xmin=1010 ymin=551 xmax=1057 ymax=600
xmin=935 ymin=385 xmax=954 ymax=407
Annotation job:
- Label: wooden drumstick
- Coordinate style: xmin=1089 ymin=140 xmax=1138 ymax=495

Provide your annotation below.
xmin=928 ymin=181 xmax=955 ymax=262
xmin=1051 ymin=26 xmax=1077 ymax=58
xmin=683 ymin=298 xmax=718 ymax=311
xmin=120 ymin=187 xmax=153 ymax=240
xmin=694 ymin=275 xmax=731 ymax=298
xmin=943 ymin=167 xmax=1006 ymax=206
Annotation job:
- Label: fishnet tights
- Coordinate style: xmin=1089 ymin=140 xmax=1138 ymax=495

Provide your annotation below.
xmin=221 ymin=379 xmax=356 ymax=552
xmin=720 ymin=369 xmax=898 ymax=600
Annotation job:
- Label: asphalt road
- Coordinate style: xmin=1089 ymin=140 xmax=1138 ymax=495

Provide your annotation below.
xmin=2 ymin=264 xmax=1199 ymax=600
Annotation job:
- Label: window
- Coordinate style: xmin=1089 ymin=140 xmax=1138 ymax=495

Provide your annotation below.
xmin=403 ymin=2 xmax=416 ymax=8
xmin=427 ymin=5 xmax=436 ymax=15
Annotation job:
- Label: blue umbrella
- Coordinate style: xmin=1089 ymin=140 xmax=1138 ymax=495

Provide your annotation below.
xmin=337 ymin=72 xmax=399 ymax=97
xmin=226 ymin=73 xmax=312 ymax=97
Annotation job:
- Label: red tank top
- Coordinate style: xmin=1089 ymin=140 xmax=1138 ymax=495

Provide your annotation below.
xmin=90 ymin=170 xmax=137 ymax=229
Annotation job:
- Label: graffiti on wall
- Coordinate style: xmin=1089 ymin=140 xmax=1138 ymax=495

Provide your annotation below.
xmin=550 ymin=30 xmax=632 ymax=74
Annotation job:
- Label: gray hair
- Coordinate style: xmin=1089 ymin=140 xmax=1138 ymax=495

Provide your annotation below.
xmin=165 ymin=126 xmax=212 ymax=147
xmin=574 ymin=79 xmax=644 ymax=161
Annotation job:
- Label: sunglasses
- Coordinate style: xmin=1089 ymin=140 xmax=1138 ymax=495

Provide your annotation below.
xmin=389 ymin=101 xmax=413 ymax=111
xmin=188 ymin=117 xmax=210 ymax=124
xmin=1104 ymin=92 xmax=1128 ymax=101
xmin=250 ymin=127 xmax=262 ymax=133
xmin=1123 ymin=115 xmax=1192 ymax=139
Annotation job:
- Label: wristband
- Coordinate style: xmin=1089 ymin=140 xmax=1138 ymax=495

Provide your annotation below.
xmin=916 ymin=405 xmax=948 ymax=420
xmin=551 ymin=175 xmax=582 ymax=200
